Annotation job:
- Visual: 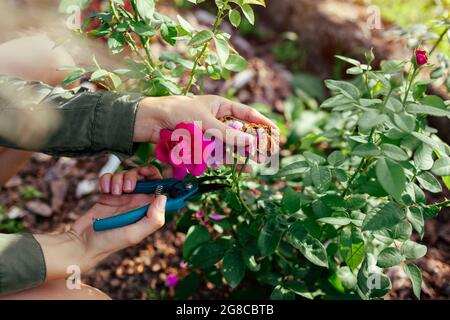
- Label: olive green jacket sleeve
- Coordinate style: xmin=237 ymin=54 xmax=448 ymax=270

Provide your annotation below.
xmin=0 ymin=75 xmax=143 ymax=158
xmin=0 ymin=233 xmax=46 ymax=296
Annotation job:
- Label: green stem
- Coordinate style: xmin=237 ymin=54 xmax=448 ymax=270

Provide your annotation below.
xmin=342 ymin=128 xmax=375 ymax=197
xmin=429 ymin=26 xmax=450 ymax=56
xmin=435 ymin=199 xmax=450 ymax=208
xmin=109 ymin=0 xmax=121 ymax=22
xmin=183 ymin=3 xmax=226 ymax=95
xmin=402 ymin=65 xmax=418 ymax=105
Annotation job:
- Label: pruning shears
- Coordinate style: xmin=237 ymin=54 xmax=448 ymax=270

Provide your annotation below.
xmin=93 ymin=176 xmax=229 ymax=232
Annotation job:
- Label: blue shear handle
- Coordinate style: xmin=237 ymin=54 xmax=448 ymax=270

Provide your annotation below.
xmin=93 ymin=196 xmax=189 ymax=232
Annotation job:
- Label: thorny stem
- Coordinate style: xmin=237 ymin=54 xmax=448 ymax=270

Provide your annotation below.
xmin=183 ymin=2 xmax=227 ymax=95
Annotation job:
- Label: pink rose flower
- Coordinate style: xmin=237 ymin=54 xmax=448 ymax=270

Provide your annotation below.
xmin=415 ymin=49 xmax=428 ymax=66
xmin=196 ymin=210 xmax=205 ymax=219
xmin=165 ymin=273 xmax=179 ymax=288
xmin=209 ymin=213 xmax=226 ymax=221
xmin=156 ymin=122 xmax=213 ymax=179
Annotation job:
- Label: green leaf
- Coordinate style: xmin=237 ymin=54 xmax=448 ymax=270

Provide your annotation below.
xmin=108 ymin=32 xmax=125 ymax=54
xmin=183 ymin=225 xmax=210 ymax=260
xmin=189 ymin=30 xmax=213 ymax=47
xmin=321 ymin=194 xmax=345 ymax=209
xmin=442 ymin=176 xmax=450 ymax=190
xmin=352 ymin=143 xmax=380 ymax=157
xmin=406 ymin=103 xmax=450 ymax=117
xmin=136 ymin=0 xmax=155 ymax=21
xmin=270 ymin=285 xmax=295 ymax=300
xmin=375 ymin=158 xmax=406 ymax=200
xmin=177 ymin=14 xmax=194 ymax=33
xmin=357 ymin=259 xmax=392 ymax=299
xmin=311 ymin=165 xmax=332 ymax=191
xmin=222 ymin=249 xmax=245 ymax=288
xmin=327 ymin=151 xmax=346 ymax=166
xmin=176 ymin=272 xmax=200 ymax=299
xmin=276 ymin=161 xmax=310 ymax=179
xmin=404 ymin=263 xmax=422 ymax=299
xmin=214 ymin=38 xmax=230 ymax=66
xmin=431 ymin=157 xmax=450 ymax=176
xmin=414 ymin=143 xmax=434 ymax=171
xmin=228 ymin=9 xmax=241 ymax=27
xmin=406 ymin=207 xmax=424 ymax=238
xmin=90 ymin=69 xmax=109 ymax=81
xmin=420 ymin=95 xmax=447 ymax=109
xmin=108 ymin=73 xmax=122 ymax=89
xmin=285 ymin=280 xmax=314 ymax=299
xmin=339 ymin=227 xmax=365 ymax=270
xmin=401 ymin=240 xmax=427 ymax=260
xmin=335 ymin=55 xmax=361 ymax=66
xmin=393 ymin=113 xmax=416 ymax=132
xmin=376 ymin=247 xmax=405 ymax=268
xmin=62 ymin=70 xmax=85 ymax=87
xmin=416 ymin=171 xmax=442 ymax=193
xmin=380 ymin=60 xmax=405 ymax=74
xmin=131 ymin=21 xmax=155 ymax=36
xmin=317 ymin=217 xmax=351 ymax=226
xmin=387 ymin=221 xmax=412 ymax=241
xmin=160 ymin=24 xmax=178 ymax=45
xmin=303 ymin=151 xmax=326 ymax=164
xmin=337 ymin=266 xmax=358 ymax=290
xmin=381 ymin=144 xmax=409 ymax=161
xmin=362 ymin=202 xmax=405 ymax=231
xmin=241 ymin=4 xmax=255 ymax=25
xmin=325 ymin=80 xmax=360 ymax=100
xmin=257 ymin=218 xmax=284 ymax=256
xmin=224 ymin=54 xmax=248 ymax=72
xmin=321 ymin=94 xmax=353 ymax=109
xmin=286 ymin=222 xmax=329 ymax=268
xmin=282 ymin=187 xmax=302 ymax=213
xmin=190 ymin=239 xmax=230 ymax=268
xmin=358 ymin=110 xmax=388 ymax=130
xmin=385 ymin=97 xmax=403 ymax=113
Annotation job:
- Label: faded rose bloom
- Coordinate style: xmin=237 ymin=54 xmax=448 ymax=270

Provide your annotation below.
xmin=165 ymin=273 xmax=179 ymax=288
xmin=415 ymin=49 xmax=428 ymax=66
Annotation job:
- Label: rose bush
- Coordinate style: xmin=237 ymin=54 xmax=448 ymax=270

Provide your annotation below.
xmin=59 ymin=0 xmax=450 ymax=300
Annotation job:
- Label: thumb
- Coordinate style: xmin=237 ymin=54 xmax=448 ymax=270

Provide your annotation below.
xmin=129 ymin=195 xmax=167 ymax=242
xmin=204 ymin=116 xmax=256 ymax=148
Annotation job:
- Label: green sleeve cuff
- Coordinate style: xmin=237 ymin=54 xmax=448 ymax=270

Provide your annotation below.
xmin=0 ymin=233 xmax=46 ymax=296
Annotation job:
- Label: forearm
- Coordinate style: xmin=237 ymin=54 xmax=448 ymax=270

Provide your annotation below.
xmin=0 ymin=75 xmax=143 ymax=158
xmin=33 ymin=233 xmax=88 ymax=282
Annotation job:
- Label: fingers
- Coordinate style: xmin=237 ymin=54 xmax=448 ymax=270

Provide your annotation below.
xmin=125 ymin=195 xmax=167 ymax=243
xmin=204 ymin=116 xmax=256 ymax=148
xmin=123 ymin=169 xmax=138 ymax=193
xmin=111 ymin=171 xmax=124 ymax=195
xmin=99 ymin=166 xmax=162 ymax=195
xmin=99 ymin=174 xmax=112 ymax=193
xmin=138 ymin=166 xmax=162 ymax=180
xmin=216 ymin=100 xmax=277 ymax=128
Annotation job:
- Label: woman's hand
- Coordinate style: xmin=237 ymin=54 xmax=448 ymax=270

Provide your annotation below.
xmin=34 ymin=193 xmax=166 ymax=281
xmin=133 ymin=95 xmax=278 ymax=148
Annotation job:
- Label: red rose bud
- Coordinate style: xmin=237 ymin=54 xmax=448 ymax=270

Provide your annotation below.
xmin=415 ymin=50 xmax=428 ymax=66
